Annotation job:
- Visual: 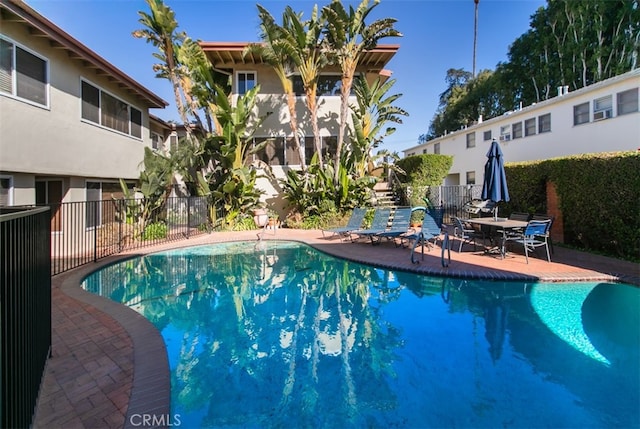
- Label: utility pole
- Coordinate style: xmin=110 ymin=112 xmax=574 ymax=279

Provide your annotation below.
xmin=473 ymin=0 xmax=479 ymax=78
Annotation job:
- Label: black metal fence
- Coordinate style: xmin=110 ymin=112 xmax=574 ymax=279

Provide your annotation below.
xmin=1 ymin=206 xmax=52 ymax=429
xmin=45 ymin=196 xmax=219 ymax=276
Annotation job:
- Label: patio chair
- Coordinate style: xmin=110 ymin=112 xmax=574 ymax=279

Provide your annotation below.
xmin=531 ymin=214 xmax=555 ymax=253
xmin=322 ymin=207 xmax=368 ymax=240
xmin=452 ymin=216 xmax=483 ymax=252
xmin=370 ymin=207 xmax=413 ymax=246
xmin=350 ymin=207 xmax=392 ymax=244
xmin=503 ymin=219 xmax=552 ymax=263
xmin=402 ymin=211 xmax=443 ymax=263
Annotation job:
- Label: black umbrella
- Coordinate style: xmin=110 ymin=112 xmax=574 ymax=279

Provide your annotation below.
xmin=481 ymin=139 xmax=510 ymax=219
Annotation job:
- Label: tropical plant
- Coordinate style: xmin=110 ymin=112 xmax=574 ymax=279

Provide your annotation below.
xmin=349 ymin=76 xmax=408 ymax=178
xmin=322 ymin=0 xmax=402 ymax=182
xmin=278 ymin=4 xmax=329 ymax=169
xmin=198 ymin=84 xmax=270 ymax=227
xmin=132 ymin=0 xmax=193 ymax=137
xmin=247 ymin=5 xmax=306 ymax=171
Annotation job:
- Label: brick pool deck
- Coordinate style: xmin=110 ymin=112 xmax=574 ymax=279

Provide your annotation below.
xmin=33 ymin=229 xmax=639 ymax=428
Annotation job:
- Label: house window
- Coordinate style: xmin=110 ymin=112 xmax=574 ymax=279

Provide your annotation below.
xmin=169 ymin=133 xmax=178 ymax=151
xmin=0 ymin=176 xmax=12 ymax=206
xmin=422 ymin=148 xmax=427 ymax=154
xmin=617 ymin=88 xmax=638 ymax=115
xmin=322 ymin=136 xmax=338 ymax=160
xmin=434 ymin=143 xmax=440 ymax=154
xmin=483 ymin=130 xmax=492 ymax=141
xmin=512 ymin=122 xmax=523 ymax=139
xmin=35 ymin=180 xmax=63 ymax=232
xmin=499 ymin=125 xmax=511 ymax=142
xmin=304 ymin=136 xmax=317 ymax=163
xmin=593 ymin=95 xmax=612 ymax=121
xmin=466 ymin=132 xmax=475 ymax=148
xmin=285 ymin=137 xmax=302 ymax=165
xmin=466 ymin=171 xmax=475 ymax=185
xmin=150 ymin=131 xmax=163 ymax=150
xmin=573 ymin=102 xmax=590 ymax=125
xmin=254 ymin=136 xmax=284 ymax=166
xmin=0 ymin=37 xmax=48 ymax=106
xmin=524 ymin=118 xmax=536 ymax=136
xmin=293 ymin=75 xmax=348 ymax=97
xmin=86 ymin=182 xmax=101 ymax=229
xmin=81 ymin=80 xmax=143 ymax=138
xmin=538 ymin=113 xmax=551 ymax=133
xmin=130 ymin=107 xmax=142 ymax=138
xmin=237 ymin=71 xmax=256 ymax=95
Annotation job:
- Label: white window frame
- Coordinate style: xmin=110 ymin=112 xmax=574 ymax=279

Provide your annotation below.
xmin=593 ymin=95 xmax=612 ymax=121
xmin=434 ymin=142 xmax=440 ymax=154
xmin=0 ymin=175 xmax=13 ymax=207
xmin=150 ymin=131 xmax=163 ymax=150
xmin=524 ymin=118 xmax=536 ymax=136
xmin=0 ymin=36 xmax=50 ymax=108
xmin=538 ymin=113 xmax=551 ymax=133
xmin=466 ymin=171 xmax=476 ymax=185
xmin=616 ymin=88 xmax=638 ymax=116
xmin=80 ymin=78 xmax=143 ymax=139
xmin=483 ymin=130 xmax=492 ymax=141
xmin=499 ymin=125 xmax=511 ymax=142
xmin=573 ymin=102 xmax=590 ymax=125
xmin=236 ymin=71 xmax=257 ymax=95
xmin=512 ymin=122 xmax=523 ymax=139
xmin=466 ymin=132 xmax=476 ymax=148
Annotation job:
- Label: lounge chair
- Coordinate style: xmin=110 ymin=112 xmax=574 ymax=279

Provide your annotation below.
xmin=322 ymin=207 xmax=367 ymax=240
xmin=402 ymin=211 xmax=443 ymax=263
xmin=350 ymin=207 xmax=392 ymax=244
xmin=370 ymin=207 xmax=413 ymax=246
xmin=503 ymin=219 xmax=552 ymax=263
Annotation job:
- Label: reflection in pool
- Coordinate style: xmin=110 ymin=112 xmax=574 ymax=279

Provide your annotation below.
xmin=82 ymin=241 xmax=639 ymax=428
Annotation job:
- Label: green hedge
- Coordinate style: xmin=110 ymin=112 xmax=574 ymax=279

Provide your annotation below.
xmin=395 ymin=154 xmax=453 ymax=206
xmin=504 ymin=151 xmax=640 ymax=261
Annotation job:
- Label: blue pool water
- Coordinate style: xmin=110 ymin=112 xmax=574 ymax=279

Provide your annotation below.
xmin=82 ymin=241 xmax=640 ymax=428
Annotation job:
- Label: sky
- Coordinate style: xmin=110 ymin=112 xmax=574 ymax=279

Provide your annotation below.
xmin=26 ymin=0 xmax=546 ymax=155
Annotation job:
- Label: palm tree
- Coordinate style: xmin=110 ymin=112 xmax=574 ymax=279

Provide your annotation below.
xmin=322 ymin=0 xmax=402 ymax=183
xmin=246 ymin=5 xmax=306 ymax=171
xmin=133 ymin=0 xmax=193 ymax=137
xmin=279 ymin=5 xmax=328 ymax=169
xmin=350 ymin=76 xmax=408 ymax=178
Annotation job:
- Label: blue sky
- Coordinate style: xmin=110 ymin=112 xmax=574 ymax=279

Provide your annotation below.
xmin=27 ymin=0 xmax=545 ymax=155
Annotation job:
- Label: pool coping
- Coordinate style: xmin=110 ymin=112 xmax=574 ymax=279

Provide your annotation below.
xmin=36 ymin=229 xmax=639 ymax=428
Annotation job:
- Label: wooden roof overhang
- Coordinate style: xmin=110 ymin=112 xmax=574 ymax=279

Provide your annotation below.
xmin=199 ymin=41 xmax=399 ymax=75
xmin=0 ymin=0 xmax=168 ymax=109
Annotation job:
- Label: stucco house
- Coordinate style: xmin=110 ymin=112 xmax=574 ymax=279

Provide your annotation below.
xmin=403 ymin=68 xmax=640 ymax=187
xmin=199 ymin=41 xmax=399 ymax=212
xmin=0 ymin=0 xmax=168 ymax=214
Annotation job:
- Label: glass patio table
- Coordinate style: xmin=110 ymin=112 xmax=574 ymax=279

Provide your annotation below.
xmin=463 ymin=217 xmax=528 ymax=258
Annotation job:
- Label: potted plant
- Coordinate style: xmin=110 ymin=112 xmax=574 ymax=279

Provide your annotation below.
xmin=253 ymin=206 xmax=269 ymax=228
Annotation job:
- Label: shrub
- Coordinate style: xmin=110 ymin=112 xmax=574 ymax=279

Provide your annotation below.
xmin=141 ymin=222 xmax=168 ymax=240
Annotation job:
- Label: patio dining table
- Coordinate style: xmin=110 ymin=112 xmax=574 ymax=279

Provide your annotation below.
xmin=463 ymin=217 xmax=528 ymax=258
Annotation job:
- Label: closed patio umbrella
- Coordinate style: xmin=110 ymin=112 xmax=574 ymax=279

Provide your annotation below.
xmin=481 ymin=139 xmax=510 ymax=219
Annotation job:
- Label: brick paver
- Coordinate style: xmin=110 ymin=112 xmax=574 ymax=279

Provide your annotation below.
xmin=33 ymin=229 xmax=639 ymax=428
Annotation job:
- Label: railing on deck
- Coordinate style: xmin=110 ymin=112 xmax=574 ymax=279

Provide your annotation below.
xmin=44 ymin=196 xmax=221 ymax=276
xmin=1 ymin=206 xmax=52 ymax=429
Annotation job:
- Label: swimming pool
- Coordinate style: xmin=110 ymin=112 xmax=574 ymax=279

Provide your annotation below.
xmin=82 ymin=241 xmax=640 ymax=428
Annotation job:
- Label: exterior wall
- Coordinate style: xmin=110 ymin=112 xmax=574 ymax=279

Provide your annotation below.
xmin=404 ymin=70 xmax=640 ymax=185
xmin=0 ymin=19 xmax=152 ymax=183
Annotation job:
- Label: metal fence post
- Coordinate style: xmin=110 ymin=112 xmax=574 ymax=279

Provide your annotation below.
xmin=187 ymin=197 xmax=191 ymax=238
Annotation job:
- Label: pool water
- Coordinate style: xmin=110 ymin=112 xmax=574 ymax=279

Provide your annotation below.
xmin=82 ymin=241 xmax=640 ymax=428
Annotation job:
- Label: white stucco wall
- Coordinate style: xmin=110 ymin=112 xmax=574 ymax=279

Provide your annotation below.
xmin=404 ymin=70 xmax=640 ymax=185
xmin=0 ymin=20 xmax=153 ymax=181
